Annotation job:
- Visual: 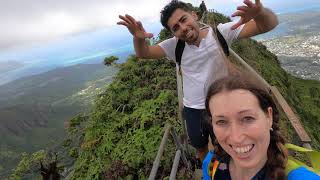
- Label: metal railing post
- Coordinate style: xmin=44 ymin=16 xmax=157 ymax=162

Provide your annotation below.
xmin=148 ymin=125 xmax=172 ymax=180
xmin=176 ymin=70 xmax=190 ymax=155
xmin=171 ymin=128 xmax=190 ymax=169
xmin=169 ymin=150 xmax=181 ymax=180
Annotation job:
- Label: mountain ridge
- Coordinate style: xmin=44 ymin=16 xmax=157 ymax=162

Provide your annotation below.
xmin=0 ymin=63 xmax=118 ymax=178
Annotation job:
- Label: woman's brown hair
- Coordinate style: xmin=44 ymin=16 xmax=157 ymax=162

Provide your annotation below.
xmin=205 ymin=74 xmax=288 ymax=180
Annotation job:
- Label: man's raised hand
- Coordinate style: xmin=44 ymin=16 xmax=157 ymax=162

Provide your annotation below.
xmin=231 ymin=0 xmax=263 ymax=30
xmin=117 ymin=14 xmax=153 ymax=39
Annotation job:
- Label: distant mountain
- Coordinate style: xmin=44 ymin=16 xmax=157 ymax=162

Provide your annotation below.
xmin=0 ymin=26 xmax=134 ymax=86
xmin=0 ymin=61 xmax=24 ymax=74
xmin=255 ymin=8 xmax=320 ymax=40
xmin=0 ymin=62 xmax=117 ymax=177
xmin=0 ymin=63 xmax=116 ymax=107
xmin=0 ymin=49 xmax=131 ymax=86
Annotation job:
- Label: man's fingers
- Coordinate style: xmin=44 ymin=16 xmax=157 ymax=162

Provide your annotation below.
xmin=119 ymin=14 xmax=151 ymax=38
xmin=125 ymin=14 xmax=138 ymax=26
xmin=231 ymin=10 xmax=246 ymax=17
xmin=137 ymin=21 xmax=145 ymax=31
xmin=117 ymin=21 xmax=129 ymax=27
xmin=243 ymin=0 xmax=254 ymax=8
xmin=137 ymin=21 xmax=153 ymax=38
xmin=118 ymin=15 xmax=132 ymax=25
xmin=231 ymin=19 xmax=244 ymax=30
xmin=237 ymin=6 xmax=249 ymax=12
xmin=255 ymin=0 xmax=261 ymax=5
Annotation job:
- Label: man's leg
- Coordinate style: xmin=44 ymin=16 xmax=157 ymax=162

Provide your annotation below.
xmin=202 ymin=114 xmax=215 ymax=151
xmin=183 ymin=107 xmax=212 ymax=162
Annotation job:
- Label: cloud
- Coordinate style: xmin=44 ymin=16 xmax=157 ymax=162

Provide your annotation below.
xmin=1 ymin=0 xmax=319 ymax=50
xmin=0 ymin=0 xmax=171 ymax=50
xmin=1 ymin=0 xmax=250 ymax=49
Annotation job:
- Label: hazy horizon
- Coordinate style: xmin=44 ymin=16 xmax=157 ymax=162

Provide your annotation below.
xmin=1 ymin=0 xmax=320 ymax=50
xmin=0 ymin=3 xmax=319 ymax=86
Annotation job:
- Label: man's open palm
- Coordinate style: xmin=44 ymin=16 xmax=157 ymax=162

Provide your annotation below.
xmin=117 ymin=14 xmax=153 ymax=39
xmin=231 ymin=0 xmax=263 ymax=30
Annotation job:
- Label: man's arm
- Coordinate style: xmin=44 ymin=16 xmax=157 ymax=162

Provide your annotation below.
xmin=230 ymin=0 xmax=278 ymax=39
xmin=133 ymin=37 xmax=166 ymax=59
xmin=118 ymin=14 xmax=166 ymax=59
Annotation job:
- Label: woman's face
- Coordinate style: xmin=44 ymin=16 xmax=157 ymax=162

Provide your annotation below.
xmin=209 ymin=89 xmax=273 ymax=169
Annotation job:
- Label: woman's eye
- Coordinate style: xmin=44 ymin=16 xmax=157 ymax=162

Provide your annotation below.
xmin=243 ymin=116 xmax=254 ymax=122
xmin=216 ymin=120 xmax=227 ymax=126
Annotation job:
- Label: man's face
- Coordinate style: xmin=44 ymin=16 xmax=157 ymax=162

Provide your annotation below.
xmin=167 ymin=8 xmax=200 ymax=44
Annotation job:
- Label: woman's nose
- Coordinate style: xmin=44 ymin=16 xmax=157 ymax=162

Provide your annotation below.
xmin=228 ymin=124 xmax=245 ymax=144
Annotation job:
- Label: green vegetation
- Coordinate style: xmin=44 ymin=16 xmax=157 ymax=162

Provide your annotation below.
xmin=11 ymin=8 xmax=320 ymax=179
xmin=11 ymin=150 xmax=47 ymax=179
xmin=64 ymin=56 xmax=180 ymax=179
xmin=0 ymin=64 xmax=117 ymax=178
xmin=10 ymin=150 xmax=63 ymax=179
xmin=104 ymin=56 xmax=119 ymax=66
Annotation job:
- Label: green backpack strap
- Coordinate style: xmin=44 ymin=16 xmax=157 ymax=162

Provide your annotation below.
xmin=285 ymin=143 xmax=320 ymax=175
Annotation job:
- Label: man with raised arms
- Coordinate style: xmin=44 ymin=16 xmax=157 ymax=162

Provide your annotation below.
xmin=117 ymin=0 xmax=278 ymax=162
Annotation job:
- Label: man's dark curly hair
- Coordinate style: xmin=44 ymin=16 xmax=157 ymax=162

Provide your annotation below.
xmin=160 ymin=0 xmax=191 ymax=31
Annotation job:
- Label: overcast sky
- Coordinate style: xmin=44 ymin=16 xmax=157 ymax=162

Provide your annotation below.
xmin=1 ymin=0 xmax=320 ymax=50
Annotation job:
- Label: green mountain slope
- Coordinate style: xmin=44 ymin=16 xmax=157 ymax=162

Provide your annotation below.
xmin=0 ymin=63 xmax=117 ymax=178
xmin=64 ymin=57 xmax=180 ymax=179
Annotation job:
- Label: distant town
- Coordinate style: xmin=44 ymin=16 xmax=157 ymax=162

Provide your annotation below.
xmin=261 ymin=33 xmax=320 ymax=58
xmin=259 ymin=10 xmax=320 ymax=81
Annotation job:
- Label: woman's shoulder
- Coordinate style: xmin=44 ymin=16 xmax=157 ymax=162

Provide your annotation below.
xmin=202 ymin=151 xmax=232 ymax=180
xmin=288 ymin=167 xmax=320 ymax=180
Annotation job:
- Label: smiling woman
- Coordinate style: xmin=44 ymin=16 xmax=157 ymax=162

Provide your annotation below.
xmin=203 ymin=74 xmax=320 ymax=180
xmin=209 ymin=89 xmax=273 ymax=170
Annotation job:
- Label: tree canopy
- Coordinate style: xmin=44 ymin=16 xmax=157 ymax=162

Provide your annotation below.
xmin=104 ymin=56 xmax=119 ymax=66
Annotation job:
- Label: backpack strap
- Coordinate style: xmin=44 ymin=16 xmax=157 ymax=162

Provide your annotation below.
xmin=175 ymin=39 xmax=185 ymax=75
xmin=216 ymin=29 xmax=229 ymax=56
xmin=202 ymin=151 xmax=220 ymax=180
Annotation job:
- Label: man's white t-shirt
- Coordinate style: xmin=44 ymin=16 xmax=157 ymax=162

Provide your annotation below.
xmin=159 ymin=21 xmax=244 ymax=109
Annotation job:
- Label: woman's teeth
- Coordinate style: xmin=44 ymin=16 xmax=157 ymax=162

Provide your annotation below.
xmin=232 ymin=144 xmax=254 ymax=154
